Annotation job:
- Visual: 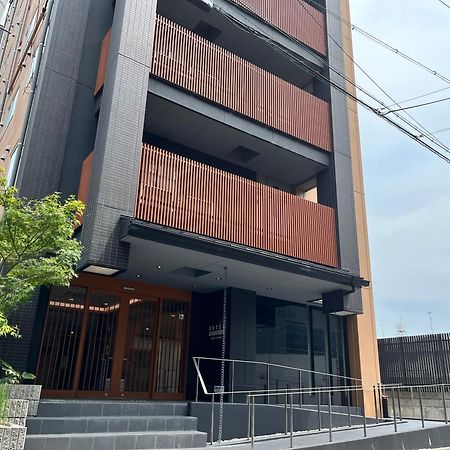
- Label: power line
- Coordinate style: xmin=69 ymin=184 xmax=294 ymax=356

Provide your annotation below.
xmin=214 ymin=4 xmax=450 ymax=163
xmin=437 ymin=0 xmax=450 ymax=9
xmin=382 ymin=96 xmax=450 ymax=114
xmin=297 ymin=0 xmax=450 ymax=155
xmin=385 ymin=86 xmax=450 ymax=108
xmin=419 ymin=127 xmax=450 ymax=138
xmin=306 ymin=0 xmax=450 ymax=85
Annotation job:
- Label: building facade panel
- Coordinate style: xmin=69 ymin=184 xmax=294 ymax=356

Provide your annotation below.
xmin=0 ymin=0 xmax=379 ymax=416
xmin=152 ymin=16 xmax=332 ymax=152
xmin=136 ymin=144 xmax=338 ymax=267
xmin=230 ymin=0 xmax=327 ymax=55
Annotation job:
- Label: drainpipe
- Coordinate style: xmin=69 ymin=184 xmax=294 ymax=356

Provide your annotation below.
xmin=8 ymin=0 xmax=55 ymax=187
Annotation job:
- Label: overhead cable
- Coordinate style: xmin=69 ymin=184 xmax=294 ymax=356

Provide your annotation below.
xmin=437 ymin=0 xmax=450 ymax=9
xmin=297 ymin=0 xmax=450 ymax=155
xmin=306 ymin=0 xmax=450 ymax=85
xmin=214 ymin=4 xmax=450 ymax=163
xmin=384 ymin=87 xmax=450 ymax=108
xmin=381 ymin=96 xmax=450 ymax=114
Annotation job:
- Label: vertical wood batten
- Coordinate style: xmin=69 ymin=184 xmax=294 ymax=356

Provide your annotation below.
xmin=229 ymin=0 xmax=327 ymax=56
xmin=135 ymin=145 xmax=338 ymax=267
xmin=151 ymin=16 xmax=332 ymax=152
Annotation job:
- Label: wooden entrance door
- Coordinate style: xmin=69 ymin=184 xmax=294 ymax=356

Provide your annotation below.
xmin=37 ymin=286 xmax=190 ymax=399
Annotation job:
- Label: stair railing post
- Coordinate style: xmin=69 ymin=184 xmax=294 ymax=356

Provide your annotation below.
xmin=328 ymin=390 xmax=333 ymax=443
xmin=290 ymin=393 xmax=294 ymax=448
xmin=211 ymin=393 xmax=215 ymax=443
xmin=231 ymin=361 xmax=235 ymax=404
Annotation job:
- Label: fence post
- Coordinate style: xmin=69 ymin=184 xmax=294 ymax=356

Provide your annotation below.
xmin=328 ymin=390 xmax=333 ymax=443
xmin=442 ymin=384 xmax=448 ymax=424
xmin=378 ymin=383 xmax=383 ymax=418
xmin=247 ymin=395 xmax=251 ymax=439
xmin=347 ymin=387 xmax=352 ymax=427
xmin=373 ymin=385 xmax=379 ymax=424
xmin=392 ymin=388 xmax=397 ymax=432
xmin=396 ymin=388 xmax=402 ymax=421
xmin=231 ymin=361 xmax=235 ymax=403
xmin=290 ymin=394 xmax=294 ymax=449
xmin=195 ymin=358 xmax=200 ymax=402
xmin=361 ymin=387 xmax=367 ymax=438
xmin=299 ymin=370 xmax=302 ymax=407
xmin=211 ymin=394 xmax=215 ymax=444
xmin=251 ymin=396 xmax=255 ymax=446
xmin=285 ymin=390 xmax=288 ymax=435
xmin=266 ymin=365 xmax=270 ymax=405
xmin=419 ymin=387 xmax=425 ymax=428
xmin=317 ymin=390 xmax=322 ymax=431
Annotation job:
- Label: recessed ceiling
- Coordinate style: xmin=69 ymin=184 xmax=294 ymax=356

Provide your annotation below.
xmin=145 ymin=90 xmax=329 ymax=186
xmin=119 ymin=235 xmax=349 ymax=305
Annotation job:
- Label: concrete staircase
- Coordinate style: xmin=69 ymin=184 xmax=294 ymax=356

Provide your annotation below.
xmin=25 ymin=400 xmax=207 ymax=450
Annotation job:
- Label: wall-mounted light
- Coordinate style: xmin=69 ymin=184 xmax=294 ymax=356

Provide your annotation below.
xmin=83 ymin=265 xmax=119 ymax=276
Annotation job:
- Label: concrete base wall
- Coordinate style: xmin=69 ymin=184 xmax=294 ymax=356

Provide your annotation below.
xmin=386 ymin=391 xmax=450 ymax=422
xmin=189 ymin=402 xmax=370 ymax=441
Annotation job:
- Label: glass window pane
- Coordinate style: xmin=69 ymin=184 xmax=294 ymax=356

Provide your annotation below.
xmin=78 ymin=293 xmax=121 ymax=391
xmin=36 ymin=286 xmax=87 ymax=391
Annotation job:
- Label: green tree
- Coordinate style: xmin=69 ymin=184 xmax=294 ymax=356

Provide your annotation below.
xmin=0 ymin=176 xmax=84 ymax=332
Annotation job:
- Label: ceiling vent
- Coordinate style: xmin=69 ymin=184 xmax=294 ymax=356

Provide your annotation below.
xmin=171 ymin=266 xmax=211 ymax=278
xmin=192 ymin=21 xmax=222 ymax=42
xmin=227 ymin=146 xmax=260 ymax=164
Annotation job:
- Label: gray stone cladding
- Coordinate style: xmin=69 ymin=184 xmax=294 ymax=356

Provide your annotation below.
xmin=79 ymin=0 xmax=158 ymax=272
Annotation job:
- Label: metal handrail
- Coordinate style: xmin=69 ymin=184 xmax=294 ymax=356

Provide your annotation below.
xmin=192 ymin=356 xmax=450 ymax=446
xmin=193 ymin=355 xmax=380 ymax=403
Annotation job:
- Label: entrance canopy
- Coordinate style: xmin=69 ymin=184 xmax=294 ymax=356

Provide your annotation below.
xmin=119 ymin=217 xmax=368 ymax=305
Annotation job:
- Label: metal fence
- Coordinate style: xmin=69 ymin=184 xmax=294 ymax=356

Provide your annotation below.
xmin=378 ymin=333 xmax=450 ymax=386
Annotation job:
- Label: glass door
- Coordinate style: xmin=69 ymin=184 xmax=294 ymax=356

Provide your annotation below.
xmin=154 ymin=299 xmax=189 ymax=399
xmin=119 ymin=297 xmax=158 ymax=397
xmin=77 ymin=292 xmax=121 ymax=395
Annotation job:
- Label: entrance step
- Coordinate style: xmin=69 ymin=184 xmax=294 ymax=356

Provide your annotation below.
xmin=35 ymin=400 xmax=188 ymax=417
xmin=25 ymin=401 xmax=207 ymax=450
xmin=24 ymin=430 xmax=207 ymax=450
xmin=27 ymin=415 xmax=198 ymax=434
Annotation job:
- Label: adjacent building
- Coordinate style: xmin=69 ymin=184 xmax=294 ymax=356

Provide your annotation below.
xmin=0 ymin=0 xmax=380 ymax=409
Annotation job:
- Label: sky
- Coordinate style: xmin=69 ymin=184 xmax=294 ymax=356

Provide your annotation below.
xmin=348 ymin=0 xmax=450 ymax=337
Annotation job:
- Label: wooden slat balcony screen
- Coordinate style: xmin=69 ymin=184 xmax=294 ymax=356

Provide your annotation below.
xmin=152 ymin=16 xmax=332 ymax=152
xmin=135 ymin=145 xmax=339 ymax=268
xmin=229 ymin=0 xmax=327 ymax=55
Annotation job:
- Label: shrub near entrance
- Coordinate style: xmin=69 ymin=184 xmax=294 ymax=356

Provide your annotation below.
xmin=0 ymin=176 xmax=83 ymax=449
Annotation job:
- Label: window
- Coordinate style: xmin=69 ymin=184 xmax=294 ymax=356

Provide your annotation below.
xmin=29 ymin=51 xmax=37 ymax=82
xmin=4 ymin=90 xmax=18 ymax=127
xmin=23 ymin=10 xmax=37 ymax=46
xmin=5 ymin=144 xmax=19 ymax=186
xmin=0 ymin=1 xmax=11 ymax=28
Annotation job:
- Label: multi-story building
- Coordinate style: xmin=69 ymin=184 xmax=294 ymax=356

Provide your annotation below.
xmin=0 ymin=0 xmax=380 ymax=411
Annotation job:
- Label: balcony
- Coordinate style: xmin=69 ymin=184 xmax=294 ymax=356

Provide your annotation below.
xmin=135 ymin=144 xmax=338 ymax=268
xmin=152 ymin=16 xmax=332 ymax=152
xmin=229 ymin=0 xmax=327 ymax=55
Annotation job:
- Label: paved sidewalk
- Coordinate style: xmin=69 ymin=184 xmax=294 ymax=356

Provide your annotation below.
xmin=212 ymin=420 xmax=449 ymax=449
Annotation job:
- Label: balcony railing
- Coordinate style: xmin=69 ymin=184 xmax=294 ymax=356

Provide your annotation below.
xmin=229 ymin=0 xmax=327 ymax=55
xmin=152 ymin=16 xmax=332 ymax=152
xmin=135 ymin=144 xmax=338 ymax=268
